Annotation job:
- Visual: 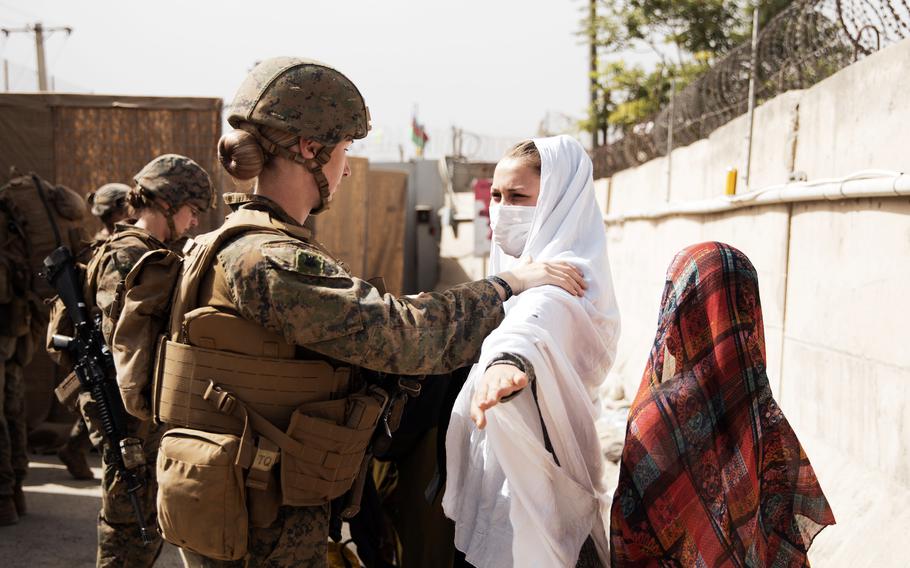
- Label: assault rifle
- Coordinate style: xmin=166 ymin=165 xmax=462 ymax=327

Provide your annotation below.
xmin=43 ymin=246 xmax=155 ymax=545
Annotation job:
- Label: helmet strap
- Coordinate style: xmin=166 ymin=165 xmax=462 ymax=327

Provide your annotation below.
xmin=140 ymin=189 xmax=179 ymax=242
xmin=301 ymin=146 xmax=335 ymax=215
xmin=154 ymin=202 xmax=179 ymax=242
xmin=245 ymin=126 xmax=337 ymax=215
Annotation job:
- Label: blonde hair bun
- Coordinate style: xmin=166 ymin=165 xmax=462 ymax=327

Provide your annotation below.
xmin=218 ymin=129 xmax=266 ymax=180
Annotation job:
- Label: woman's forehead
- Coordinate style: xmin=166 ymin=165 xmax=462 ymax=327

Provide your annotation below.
xmin=492 ymin=158 xmax=538 ymax=187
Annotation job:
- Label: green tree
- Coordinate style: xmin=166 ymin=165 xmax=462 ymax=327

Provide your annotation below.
xmin=582 ymin=0 xmax=794 ymax=140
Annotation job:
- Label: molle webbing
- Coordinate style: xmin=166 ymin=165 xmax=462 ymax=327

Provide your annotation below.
xmin=84 ymin=228 xmax=159 ymax=302
xmin=201 ymin=380 xmax=384 ymax=505
xmin=167 ymin=208 xmax=311 ymax=343
xmin=154 ymin=339 xmax=351 ymax=434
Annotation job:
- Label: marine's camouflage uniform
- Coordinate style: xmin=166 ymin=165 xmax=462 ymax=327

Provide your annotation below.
xmin=80 ymin=223 xmax=167 ymax=567
xmin=179 ymin=194 xmax=505 ymax=567
xmin=0 ymin=348 xmax=27 ymax=506
xmin=0 ymin=196 xmax=34 ymax=516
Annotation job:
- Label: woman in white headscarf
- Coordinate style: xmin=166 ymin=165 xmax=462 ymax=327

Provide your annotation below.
xmin=444 ymin=135 xmax=620 ymax=567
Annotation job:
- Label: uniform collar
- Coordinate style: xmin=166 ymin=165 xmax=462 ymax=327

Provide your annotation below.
xmin=223 ymin=193 xmax=303 ymax=226
xmin=111 ymin=222 xmax=168 ymax=250
xmin=222 ymin=193 xmax=313 ymax=240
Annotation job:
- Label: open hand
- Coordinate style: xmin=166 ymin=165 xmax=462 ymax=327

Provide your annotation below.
xmin=470 ymin=363 xmax=529 ymax=429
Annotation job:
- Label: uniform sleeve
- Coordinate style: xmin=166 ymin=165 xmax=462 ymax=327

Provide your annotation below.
xmin=94 ymin=241 xmax=149 ymax=342
xmin=218 ymin=235 xmax=505 ymax=375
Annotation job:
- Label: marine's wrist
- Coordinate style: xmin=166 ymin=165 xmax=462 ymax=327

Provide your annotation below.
xmin=486 ymin=274 xmax=514 ymax=301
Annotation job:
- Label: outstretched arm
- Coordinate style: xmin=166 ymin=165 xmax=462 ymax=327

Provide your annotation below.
xmin=471 ymin=352 xmax=536 ymax=429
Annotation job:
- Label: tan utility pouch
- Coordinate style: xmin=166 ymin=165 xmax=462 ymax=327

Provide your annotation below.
xmin=199 ymin=379 xmax=386 ymax=508
xmin=156 ymin=427 xmax=249 ymax=561
xmin=281 ymin=389 xmax=386 ymax=506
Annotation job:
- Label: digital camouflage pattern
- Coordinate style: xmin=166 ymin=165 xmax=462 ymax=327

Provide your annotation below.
xmin=227 ymin=57 xmax=370 ymax=145
xmin=79 ymin=224 xmax=166 ymax=564
xmin=88 ymin=224 xmax=167 ymax=342
xmin=0 ymin=361 xmax=27 ymax=500
xmin=218 ymin=199 xmax=504 ymax=376
xmin=95 ymin=422 xmax=163 ymax=568
xmin=173 ymin=194 xmax=504 ymax=563
xmin=180 ymin=505 xmax=329 ymax=568
xmin=133 ymin=154 xmax=215 ymax=212
xmin=88 ymin=183 xmax=131 ymax=218
xmin=0 ymin=194 xmax=32 ymax=518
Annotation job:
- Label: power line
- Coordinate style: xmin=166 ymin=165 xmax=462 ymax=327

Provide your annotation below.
xmin=0 ymin=1 xmax=41 ymax=21
xmin=0 ymin=22 xmax=72 ymax=91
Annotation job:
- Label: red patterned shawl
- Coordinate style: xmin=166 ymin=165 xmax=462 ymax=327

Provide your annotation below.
xmin=610 ymin=242 xmax=834 ymax=567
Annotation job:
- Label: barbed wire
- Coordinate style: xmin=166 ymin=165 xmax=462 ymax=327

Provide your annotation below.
xmin=591 ymin=0 xmax=910 ymax=179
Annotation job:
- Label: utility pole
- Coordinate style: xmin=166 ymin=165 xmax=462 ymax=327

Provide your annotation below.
xmin=34 ymin=22 xmax=47 ymax=91
xmin=743 ymin=4 xmax=760 ymax=191
xmin=0 ymin=22 xmax=73 ymax=92
xmin=589 ymin=0 xmax=599 ymax=149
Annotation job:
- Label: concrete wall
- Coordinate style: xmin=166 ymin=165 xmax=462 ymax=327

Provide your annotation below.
xmin=604 ymin=38 xmax=910 ymax=566
xmin=607 ymin=207 xmax=791 ymax=399
xmin=794 ymin=42 xmax=910 ymax=179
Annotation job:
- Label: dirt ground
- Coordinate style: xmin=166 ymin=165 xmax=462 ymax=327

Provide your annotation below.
xmin=0 ymin=454 xmax=182 ymax=568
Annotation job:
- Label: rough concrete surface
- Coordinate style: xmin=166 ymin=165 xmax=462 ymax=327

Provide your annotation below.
xmin=1 ymin=454 xmax=182 ymax=568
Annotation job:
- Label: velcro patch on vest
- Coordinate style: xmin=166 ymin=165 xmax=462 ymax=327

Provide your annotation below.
xmin=260 ymin=241 xmax=341 ymax=278
xmin=295 ymin=248 xmax=337 ymax=276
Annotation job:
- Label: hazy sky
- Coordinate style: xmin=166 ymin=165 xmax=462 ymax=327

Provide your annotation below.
xmin=0 ymin=0 xmax=592 ymax=161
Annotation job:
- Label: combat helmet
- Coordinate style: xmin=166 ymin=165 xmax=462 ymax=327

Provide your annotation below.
xmin=87 ymin=182 xmax=130 ymax=218
xmin=132 ymin=154 xmax=215 ymax=240
xmin=226 ymin=56 xmax=371 ymax=213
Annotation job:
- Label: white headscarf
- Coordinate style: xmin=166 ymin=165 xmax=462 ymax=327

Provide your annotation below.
xmin=443 ymin=135 xmax=621 ymax=567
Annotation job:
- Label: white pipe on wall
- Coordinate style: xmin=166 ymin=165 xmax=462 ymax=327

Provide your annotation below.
xmin=605 ymin=171 xmax=910 ymax=224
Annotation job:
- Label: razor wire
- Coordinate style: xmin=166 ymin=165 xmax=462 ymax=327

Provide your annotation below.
xmin=591 ymin=0 xmax=910 ymax=179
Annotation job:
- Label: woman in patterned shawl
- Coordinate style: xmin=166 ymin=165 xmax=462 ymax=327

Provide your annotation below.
xmin=610 ymin=241 xmax=834 ymax=567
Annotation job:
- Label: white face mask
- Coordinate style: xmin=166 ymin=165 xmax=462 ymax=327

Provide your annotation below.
xmin=489 ymin=202 xmax=535 ymax=257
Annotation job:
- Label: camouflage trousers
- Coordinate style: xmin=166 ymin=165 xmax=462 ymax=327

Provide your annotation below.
xmin=179 ymin=504 xmax=329 ymax=568
xmin=0 ymin=358 xmax=28 ymax=496
xmin=78 ymin=392 xmax=163 ymax=567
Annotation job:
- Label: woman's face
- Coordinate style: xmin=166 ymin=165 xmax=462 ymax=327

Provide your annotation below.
xmin=171 ymin=203 xmax=200 ymax=237
xmin=322 ymin=139 xmax=354 ymax=196
xmin=491 ymin=158 xmax=540 ymax=206
xmin=300 ymin=138 xmax=353 ymax=199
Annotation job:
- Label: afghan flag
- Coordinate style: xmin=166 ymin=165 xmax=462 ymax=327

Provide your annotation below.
xmin=411 ymin=117 xmax=429 ymax=156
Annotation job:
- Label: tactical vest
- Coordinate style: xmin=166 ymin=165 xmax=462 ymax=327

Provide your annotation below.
xmin=153 ymin=207 xmax=385 ymax=508
xmin=84 ymin=227 xmax=163 ymax=330
xmin=47 ymin=226 xmax=165 ymax=403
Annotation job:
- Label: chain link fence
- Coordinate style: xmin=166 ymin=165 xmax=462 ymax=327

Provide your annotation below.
xmin=591 ymin=0 xmax=910 ymax=179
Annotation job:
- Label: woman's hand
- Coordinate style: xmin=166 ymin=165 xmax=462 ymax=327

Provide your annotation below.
xmin=470 ymin=363 xmax=529 ymax=429
xmin=497 ymin=259 xmax=586 ymax=297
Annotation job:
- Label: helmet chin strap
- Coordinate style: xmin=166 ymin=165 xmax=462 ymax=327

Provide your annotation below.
xmin=142 ymin=189 xmax=179 ymax=242
xmin=301 ymin=146 xmax=335 ymax=215
xmin=243 ymin=125 xmax=336 ymax=215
